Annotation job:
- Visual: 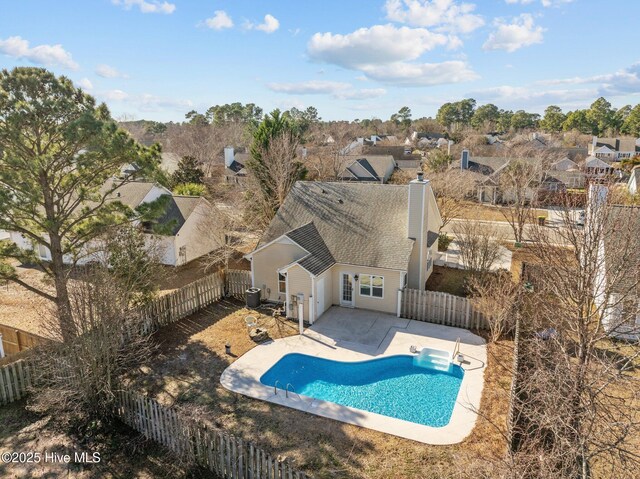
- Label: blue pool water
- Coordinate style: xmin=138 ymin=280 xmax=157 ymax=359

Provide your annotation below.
xmin=260 ymin=353 xmax=464 ymax=427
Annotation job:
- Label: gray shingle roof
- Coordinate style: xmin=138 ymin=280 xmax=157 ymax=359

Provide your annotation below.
xmin=101 ymin=181 xmax=156 ymax=208
xmin=341 ymin=155 xmax=396 ymax=181
xmin=285 ymin=222 xmax=335 ymax=275
xmin=258 ymin=182 xmax=416 ymax=271
xmin=596 ymin=138 xmax=639 ymax=153
xmin=151 ymin=195 xmax=203 ymax=235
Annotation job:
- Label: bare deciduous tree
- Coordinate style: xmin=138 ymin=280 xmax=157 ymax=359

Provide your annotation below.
xmin=497 ymin=157 xmax=543 ymax=244
xmin=452 ymin=221 xmax=506 ymax=274
xmin=429 ymin=170 xmax=477 ymax=230
xmin=468 ymin=271 xmax=521 ymax=342
xmin=470 ymin=184 xmax=640 ymax=479
xmin=31 ymin=266 xmax=154 ymax=421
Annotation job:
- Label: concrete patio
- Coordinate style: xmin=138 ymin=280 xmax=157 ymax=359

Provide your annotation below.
xmin=221 ymin=306 xmax=487 ymax=445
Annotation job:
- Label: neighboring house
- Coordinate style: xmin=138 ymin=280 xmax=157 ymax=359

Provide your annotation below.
xmin=585 ymin=156 xmax=618 ymax=178
xmin=223 ymin=147 xmax=249 ymax=184
xmin=339 ymin=155 xmax=396 ymax=183
xmin=588 ymin=136 xmax=640 ymax=161
xmin=8 ymin=180 xmax=222 ymax=267
xmin=551 ymin=157 xmax=579 ymax=171
xmin=628 ymin=165 xmax=640 ymax=195
xmin=589 ymin=186 xmax=640 ymax=341
xmin=245 ymin=176 xmax=442 ymax=322
xmin=452 ymin=149 xmax=587 ymax=204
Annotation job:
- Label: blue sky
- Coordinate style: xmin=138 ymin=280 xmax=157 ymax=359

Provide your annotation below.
xmin=1 ymin=0 xmax=638 ymax=122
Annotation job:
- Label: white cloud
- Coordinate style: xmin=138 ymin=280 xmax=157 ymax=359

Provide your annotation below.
xmin=361 ymin=60 xmax=478 ymax=86
xmin=77 ymin=78 xmax=93 ymax=90
xmin=483 ymin=14 xmax=544 ymax=52
xmin=384 ymin=0 xmax=484 ymax=34
xmin=0 ymin=36 xmax=78 ymax=70
xmin=335 ymin=88 xmax=387 ymax=100
xmin=506 ymin=0 xmax=573 ymax=6
xmin=246 ymin=14 xmax=280 ymax=34
xmin=205 ymin=10 xmax=234 ymax=30
xmin=266 ymin=80 xmax=386 ymax=100
xmin=307 ymin=25 xmax=476 ymax=86
xmin=95 ymin=64 xmax=128 ymax=78
xmin=470 ymin=85 xmax=596 ymax=104
xmin=98 ymin=89 xmax=193 ymax=112
xmin=103 ymin=89 xmax=129 ymax=101
xmin=112 ymin=0 xmax=175 ymax=14
xmin=267 ymin=80 xmax=351 ymax=95
xmin=308 ymin=24 xmax=450 ymax=69
xmin=537 ymin=63 xmax=640 ymax=95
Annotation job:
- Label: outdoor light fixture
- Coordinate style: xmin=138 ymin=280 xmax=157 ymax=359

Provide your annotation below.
xmin=225 ymin=342 xmax=231 ymax=355
xmin=354 ymin=274 xmax=359 ymax=282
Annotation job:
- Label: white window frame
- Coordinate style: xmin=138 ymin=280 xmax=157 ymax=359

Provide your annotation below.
xmin=278 ymin=273 xmax=287 ymax=295
xmin=359 ymin=274 xmax=384 ymax=299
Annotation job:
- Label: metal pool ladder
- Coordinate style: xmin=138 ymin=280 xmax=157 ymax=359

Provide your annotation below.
xmin=285 ymin=383 xmax=297 ymax=398
xmin=274 ymin=380 xmax=283 ymax=395
xmin=453 ymin=337 xmax=461 ymax=359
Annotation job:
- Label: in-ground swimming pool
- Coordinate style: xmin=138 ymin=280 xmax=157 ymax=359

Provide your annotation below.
xmin=260 ymin=353 xmax=464 ymax=427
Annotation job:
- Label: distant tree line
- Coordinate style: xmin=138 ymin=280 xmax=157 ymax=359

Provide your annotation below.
xmin=435 ymin=97 xmax=640 ymax=136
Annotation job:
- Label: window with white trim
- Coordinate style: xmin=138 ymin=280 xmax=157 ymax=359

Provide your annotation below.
xmin=360 ymin=274 xmax=383 ymax=298
xmin=278 ymin=273 xmax=286 ymax=294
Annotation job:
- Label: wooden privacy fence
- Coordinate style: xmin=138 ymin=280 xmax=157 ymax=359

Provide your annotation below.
xmin=114 ymin=389 xmax=310 ymax=479
xmin=400 ymin=288 xmax=490 ymax=330
xmin=0 ymin=324 xmax=47 ymax=358
xmin=507 ymin=317 xmax=522 ymax=452
xmin=226 ymin=269 xmax=252 ymax=298
xmin=0 ymin=359 xmax=33 ymax=405
xmin=135 ymin=271 xmax=225 ymax=334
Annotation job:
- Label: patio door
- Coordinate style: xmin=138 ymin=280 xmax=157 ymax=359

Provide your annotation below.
xmin=340 ymin=273 xmax=355 ymax=307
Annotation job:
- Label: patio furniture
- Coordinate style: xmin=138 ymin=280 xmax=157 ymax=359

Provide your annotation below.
xmin=244 ymin=315 xmax=258 ymax=330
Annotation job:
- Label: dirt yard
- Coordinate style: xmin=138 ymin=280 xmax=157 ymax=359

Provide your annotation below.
xmin=426 ymin=265 xmax=475 ymax=297
xmin=0 ymin=400 xmax=210 ymax=478
xmin=128 ymin=299 xmax=514 ymax=479
xmin=453 ymin=200 xmax=545 ymax=223
xmin=0 ymin=264 xmax=53 ymax=336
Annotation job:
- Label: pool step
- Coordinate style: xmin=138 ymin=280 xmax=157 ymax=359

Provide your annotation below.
xmin=413 ymin=348 xmax=453 ymax=372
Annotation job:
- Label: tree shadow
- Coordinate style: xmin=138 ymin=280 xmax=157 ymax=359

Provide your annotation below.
xmin=127 ymin=299 xmax=377 ymax=477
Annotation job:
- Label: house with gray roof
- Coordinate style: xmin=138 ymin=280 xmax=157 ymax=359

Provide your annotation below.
xmin=338 ymin=155 xmax=396 ymax=183
xmin=245 ymin=176 xmax=442 ymax=322
xmin=9 ymin=180 xmax=223 ymax=267
xmin=589 ymin=136 xmax=640 ymax=161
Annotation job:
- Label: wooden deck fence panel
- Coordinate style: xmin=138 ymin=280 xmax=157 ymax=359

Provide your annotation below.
xmin=0 ymin=359 xmax=34 ymax=405
xmin=113 ymin=390 xmax=308 ymax=479
xmin=226 ymin=270 xmax=252 ymax=299
xmin=0 ymin=324 xmax=47 ymax=358
xmin=400 ymin=288 xmax=489 ymax=330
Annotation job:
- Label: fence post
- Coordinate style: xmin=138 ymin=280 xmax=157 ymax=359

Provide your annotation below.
xmin=397 ymin=289 xmax=402 ymax=318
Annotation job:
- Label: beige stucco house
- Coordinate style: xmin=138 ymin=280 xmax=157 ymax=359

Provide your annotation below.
xmin=245 ymin=174 xmax=442 ymax=323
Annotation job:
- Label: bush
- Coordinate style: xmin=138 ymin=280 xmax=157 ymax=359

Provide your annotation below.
xmin=438 ymin=232 xmax=453 ymax=251
xmin=173 ymin=183 xmax=206 ymax=196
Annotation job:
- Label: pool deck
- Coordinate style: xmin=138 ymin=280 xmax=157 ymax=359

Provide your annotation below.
xmin=220 ymin=306 xmax=487 ymax=445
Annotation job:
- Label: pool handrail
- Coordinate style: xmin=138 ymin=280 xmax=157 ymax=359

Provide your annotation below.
xmin=453 ymin=337 xmax=461 ymax=359
xmin=285 ymin=383 xmax=297 ymax=399
xmin=274 ymin=379 xmax=283 ymax=395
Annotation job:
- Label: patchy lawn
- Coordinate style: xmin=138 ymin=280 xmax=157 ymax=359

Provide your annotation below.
xmin=129 ymin=299 xmax=514 ymax=479
xmin=426 ymin=265 xmax=475 ymax=297
xmin=453 ymin=200 xmax=545 ymax=223
xmin=0 ymin=400 xmax=208 ymax=478
xmin=0 ymin=263 xmax=53 ymax=336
